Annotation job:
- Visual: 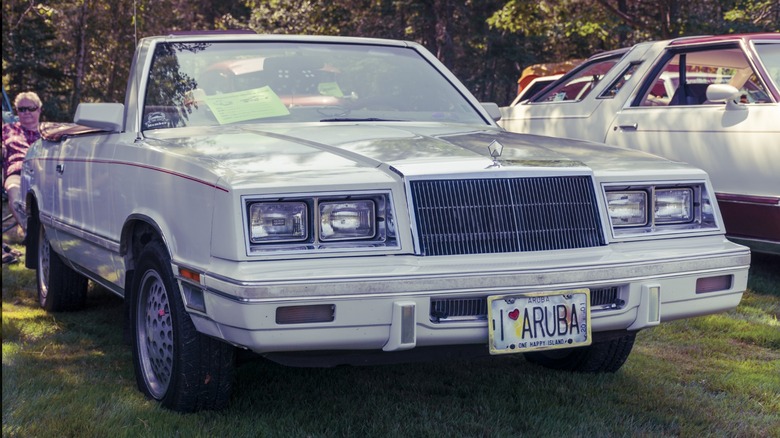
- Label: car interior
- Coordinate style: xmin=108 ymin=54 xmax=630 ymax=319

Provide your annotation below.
xmin=640 ymin=47 xmax=772 ymax=107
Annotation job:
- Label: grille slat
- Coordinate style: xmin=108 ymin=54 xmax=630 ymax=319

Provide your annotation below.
xmin=410 ymin=176 xmax=604 ymax=256
xmin=430 ymin=287 xmax=621 ymax=323
xmin=591 ymin=286 xmax=620 ymax=307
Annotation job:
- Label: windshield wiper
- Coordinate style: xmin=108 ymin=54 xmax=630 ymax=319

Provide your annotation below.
xmin=319 ymin=117 xmax=406 ymax=122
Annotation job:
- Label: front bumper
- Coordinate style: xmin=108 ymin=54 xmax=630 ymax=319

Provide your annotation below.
xmin=179 ymin=236 xmax=749 ymax=355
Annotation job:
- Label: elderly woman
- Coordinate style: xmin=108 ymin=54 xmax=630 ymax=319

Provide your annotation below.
xmin=3 ymin=91 xmax=42 ymax=245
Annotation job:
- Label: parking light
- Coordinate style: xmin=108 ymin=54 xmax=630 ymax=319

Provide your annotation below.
xmin=696 ymin=275 xmax=732 ymax=294
xmin=276 ymin=304 xmax=335 ymax=324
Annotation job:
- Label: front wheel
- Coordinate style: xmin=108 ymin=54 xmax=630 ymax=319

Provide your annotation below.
xmin=524 ymin=332 xmax=636 ymax=373
xmin=36 ymin=223 xmax=88 ymax=312
xmin=131 ymin=240 xmax=235 ymax=412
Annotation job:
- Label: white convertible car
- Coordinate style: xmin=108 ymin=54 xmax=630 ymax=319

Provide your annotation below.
xmin=500 ymin=33 xmax=780 ymax=255
xmin=21 ymin=33 xmax=749 ymax=412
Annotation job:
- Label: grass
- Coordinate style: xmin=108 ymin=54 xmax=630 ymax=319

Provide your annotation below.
xmin=2 ymin=238 xmax=779 ymax=437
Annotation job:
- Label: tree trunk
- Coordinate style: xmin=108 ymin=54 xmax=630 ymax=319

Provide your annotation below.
xmin=72 ymin=0 xmax=90 ymax=112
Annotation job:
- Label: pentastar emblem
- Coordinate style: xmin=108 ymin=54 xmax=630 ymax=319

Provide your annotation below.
xmin=487 ymin=139 xmax=503 ymax=168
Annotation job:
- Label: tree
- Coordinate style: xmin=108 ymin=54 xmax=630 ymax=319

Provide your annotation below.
xmin=3 ymin=0 xmax=777 ymax=117
xmin=488 ymin=0 xmax=779 ymax=53
xmin=2 ymin=0 xmax=251 ymax=120
xmin=2 ymin=1 xmax=72 ymax=121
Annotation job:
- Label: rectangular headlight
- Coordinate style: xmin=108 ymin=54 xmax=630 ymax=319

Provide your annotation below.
xmin=320 ymin=200 xmax=376 ymax=241
xmin=243 ymin=192 xmax=399 ymax=253
xmin=604 ymin=182 xmax=719 ymax=239
xmin=606 ymin=191 xmax=647 ymax=227
xmin=249 ymin=202 xmax=308 ymax=243
xmin=655 ymin=188 xmax=693 ymax=224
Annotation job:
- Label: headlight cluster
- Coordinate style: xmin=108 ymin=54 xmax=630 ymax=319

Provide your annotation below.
xmin=604 ymin=183 xmax=717 ymax=237
xmin=245 ymin=192 xmax=398 ymax=252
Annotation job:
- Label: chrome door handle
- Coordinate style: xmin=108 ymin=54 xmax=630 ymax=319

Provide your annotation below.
xmin=616 ymin=123 xmax=638 ymax=131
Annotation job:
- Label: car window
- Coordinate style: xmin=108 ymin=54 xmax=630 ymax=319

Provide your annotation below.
xmin=753 ymin=42 xmax=780 ymax=88
xmin=510 ymin=76 xmax=560 ymax=105
xmin=636 ymin=47 xmax=772 ymax=107
xmin=531 ymin=57 xmax=619 ymax=103
xmin=142 ymin=42 xmax=486 ymax=130
xmin=599 ymin=62 xmax=641 ymax=98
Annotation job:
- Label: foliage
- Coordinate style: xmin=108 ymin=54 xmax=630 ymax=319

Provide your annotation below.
xmin=487 ymin=0 xmax=779 ymax=57
xmin=2 ymin=0 xmax=777 ymax=118
xmin=1 ymin=0 xmax=241 ymax=121
xmin=2 ymin=0 xmax=71 ymax=121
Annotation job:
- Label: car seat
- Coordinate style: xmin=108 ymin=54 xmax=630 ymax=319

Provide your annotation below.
xmin=669 ymin=83 xmax=710 ymax=105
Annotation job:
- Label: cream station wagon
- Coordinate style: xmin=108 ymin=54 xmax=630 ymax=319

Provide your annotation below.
xmin=21 ymin=33 xmax=750 ymax=412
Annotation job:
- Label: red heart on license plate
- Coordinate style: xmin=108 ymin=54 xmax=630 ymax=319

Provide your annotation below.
xmin=508 ymin=309 xmax=520 ymax=320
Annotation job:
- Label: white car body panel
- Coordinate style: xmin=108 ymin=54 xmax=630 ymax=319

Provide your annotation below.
xmin=605 ymin=103 xmax=780 ymax=198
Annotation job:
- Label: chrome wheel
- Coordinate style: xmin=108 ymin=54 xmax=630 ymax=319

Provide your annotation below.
xmin=34 ymin=222 xmax=88 ymax=312
xmin=130 ymin=240 xmax=235 ymax=411
xmin=37 ymin=225 xmax=51 ymax=306
xmin=136 ymin=269 xmax=174 ymax=399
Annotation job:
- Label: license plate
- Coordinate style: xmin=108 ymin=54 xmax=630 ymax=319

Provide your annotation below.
xmin=488 ymin=289 xmax=591 ymax=354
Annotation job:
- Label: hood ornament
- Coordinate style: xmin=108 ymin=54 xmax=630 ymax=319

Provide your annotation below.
xmin=487 ymin=140 xmax=504 ymax=168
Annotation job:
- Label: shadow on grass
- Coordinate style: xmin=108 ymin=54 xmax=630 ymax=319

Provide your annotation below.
xmin=748 ymin=252 xmax=780 ymax=297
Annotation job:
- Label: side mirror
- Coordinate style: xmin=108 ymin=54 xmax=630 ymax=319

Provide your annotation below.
xmin=706 ymin=84 xmax=746 ymax=111
xmin=480 ymin=102 xmax=502 ymax=122
xmin=74 ymin=103 xmax=125 ymax=131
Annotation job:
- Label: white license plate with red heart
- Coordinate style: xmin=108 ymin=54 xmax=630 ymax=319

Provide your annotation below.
xmin=487 ymin=289 xmax=592 ymax=355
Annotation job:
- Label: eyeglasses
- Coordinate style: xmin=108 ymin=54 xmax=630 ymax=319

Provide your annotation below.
xmin=17 ymin=106 xmax=39 ymax=113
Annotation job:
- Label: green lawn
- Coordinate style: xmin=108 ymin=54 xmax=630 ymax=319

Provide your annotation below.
xmin=3 ymin=244 xmax=778 ymax=437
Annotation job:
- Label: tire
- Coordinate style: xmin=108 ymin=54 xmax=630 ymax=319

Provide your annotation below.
xmin=524 ymin=332 xmax=636 ymax=373
xmin=36 ymin=223 xmax=88 ymax=312
xmin=130 ymin=240 xmax=235 ymax=412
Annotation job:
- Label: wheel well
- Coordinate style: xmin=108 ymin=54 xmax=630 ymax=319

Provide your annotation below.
xmin=120 ymin=219 xmax=168 ymax=272
xmin=24 ymin=190 xmax=37 ymax=220
xmin=120 ymin=219 xmax=166 ymax=344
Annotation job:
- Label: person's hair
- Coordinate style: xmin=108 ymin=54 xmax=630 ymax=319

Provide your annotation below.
xmin=14 ymin=91 xmax=42 ymax=108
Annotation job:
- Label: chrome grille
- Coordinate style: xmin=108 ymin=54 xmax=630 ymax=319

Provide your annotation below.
xmin=410 ymin=176 xmax=604 ymax=256
xmin=430 ymin=287 xmax=622 ymax=323
xmin=431 ymin=298 xmax=488 ymax=322
xmin=591 ymin=286 xmax=619 ymax=307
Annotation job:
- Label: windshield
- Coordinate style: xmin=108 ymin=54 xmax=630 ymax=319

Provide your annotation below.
xmin=142 ymin=41 xmax=485 ymax=130
xmin=754 ymin=42 xmax=780 ymax=88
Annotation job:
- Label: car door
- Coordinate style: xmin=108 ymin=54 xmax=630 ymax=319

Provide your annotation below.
xmin=24 ymin=134 xmax=62 ymax=250
xmin=53 ymin=134 xmax=121 ymax=282
xmin=499 ymin=43 xmax=653 ymax=141
xmin=605 ymin=44 xmax=780 ymax=199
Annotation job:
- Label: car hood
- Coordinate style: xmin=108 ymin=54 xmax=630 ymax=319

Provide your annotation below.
xmin=143 ymin=123 xmax=690 ymax=188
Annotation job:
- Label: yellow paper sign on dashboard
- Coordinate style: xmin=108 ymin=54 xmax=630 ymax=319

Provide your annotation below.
xmin=203 ymin=86 xmax=290 ymax=124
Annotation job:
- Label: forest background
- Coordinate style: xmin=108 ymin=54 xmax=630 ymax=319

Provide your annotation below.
xmin=2 ymin=0 xmax=778 ymax=121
